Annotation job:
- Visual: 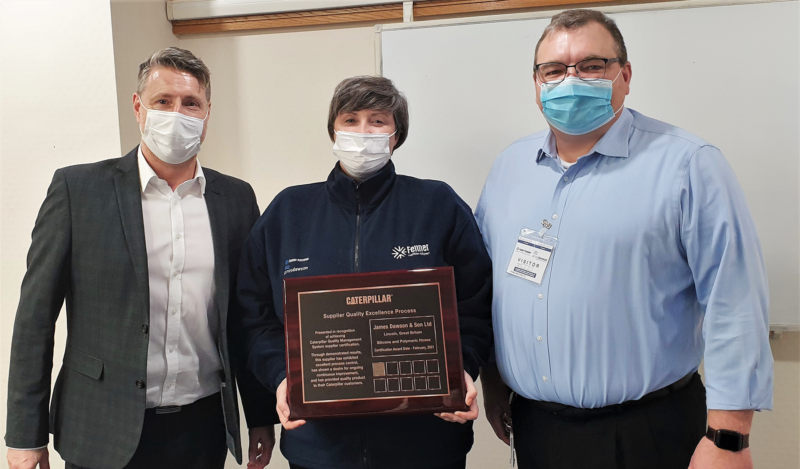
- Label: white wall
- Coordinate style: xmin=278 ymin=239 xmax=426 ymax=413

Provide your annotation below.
xmin=0 ymin=1 xmax=121 ymax=469
xmin=1 ymin=2 xmax=798 ymax=469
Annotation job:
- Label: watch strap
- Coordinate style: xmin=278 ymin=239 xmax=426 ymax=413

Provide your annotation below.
xmin=706 ymin=426 xmax=750 ymax=451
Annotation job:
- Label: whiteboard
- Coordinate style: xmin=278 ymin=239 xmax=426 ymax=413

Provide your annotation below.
xmin=379 ymin=1 xmax=800 ymax=328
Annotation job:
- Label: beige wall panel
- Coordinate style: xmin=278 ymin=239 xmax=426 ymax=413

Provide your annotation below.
xmin=111 ymin=0 xmax=179 ymax=154
xmin=751 ymin=335 xmax=800 ymax=468
xmin=179 ymin=26 xmax=376 ymax=208
xmin=0 ymin=1 xmax=121 ymax=468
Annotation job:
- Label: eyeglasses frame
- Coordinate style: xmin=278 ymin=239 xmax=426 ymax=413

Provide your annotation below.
xmin=534 ymin=57 xmax=621 ymax=84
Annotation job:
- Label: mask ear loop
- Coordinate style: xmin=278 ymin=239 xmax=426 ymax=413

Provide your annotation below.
xmin=609 ymin=65 xmax=625 ymax=115
xmin=136 ymin=94 xmax=149 ymax=139
xmin=609 ymin=66 xmax=623 ymax=84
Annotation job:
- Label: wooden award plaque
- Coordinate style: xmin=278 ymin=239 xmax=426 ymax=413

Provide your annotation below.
xmin=283 ymin=267 xmax=468 ymax=420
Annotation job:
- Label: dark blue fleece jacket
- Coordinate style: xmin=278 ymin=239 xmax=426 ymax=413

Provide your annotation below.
xmin=235 ymin=162 xmax=492 ymax=469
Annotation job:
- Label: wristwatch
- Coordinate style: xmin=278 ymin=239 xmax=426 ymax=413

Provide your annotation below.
xmin=706 ymin=426 xmax=749 ymax=452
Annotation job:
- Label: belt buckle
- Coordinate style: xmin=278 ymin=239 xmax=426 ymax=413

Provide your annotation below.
xmin=155 ymin=405 xmax=181 ymax=414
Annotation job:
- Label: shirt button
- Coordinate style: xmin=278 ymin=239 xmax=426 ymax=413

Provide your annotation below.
xmin=169 ymin=347 xmax=174 ymax=353
xmin=171 ymin=309 xmax=177 ymax=316
xmin=563 ymin=176 xmax=569 ymax=182
xmin=552 ymin=214 xmax=558 ymax=219
xmin=169 ymin=384 xmax=175 ymax=389
xmin=542 ymin=376 xmax=548 ymax=383
xmin=142 ymin=324 xmax=148 ymax=334
xmin=538 ymin=293 xmax=543 ymax=299
xmin=537 ymin=336 xmax=543 ymax=342
xmin=136 ymin=380 xmax=145 ymax=388
xmin=173 ymin=272 xmax=179 ymax=278
xmin=176 ymin=234 xmax=182 ymax=240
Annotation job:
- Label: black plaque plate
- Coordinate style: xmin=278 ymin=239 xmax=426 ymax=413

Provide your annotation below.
xmin=283 ymin=267 xmax=467 ymax=420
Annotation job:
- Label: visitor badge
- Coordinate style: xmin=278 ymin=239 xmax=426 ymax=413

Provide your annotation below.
xmin=506 ymin=223 xmax=557 ymax=285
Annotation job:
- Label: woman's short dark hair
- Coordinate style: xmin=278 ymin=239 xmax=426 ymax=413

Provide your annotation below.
xmin=327 ymin=76 xmax=409 ymax=150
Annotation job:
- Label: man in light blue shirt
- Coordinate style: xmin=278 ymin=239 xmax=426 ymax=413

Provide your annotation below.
xmin=476 ymin=9 xmax=772 ymax=469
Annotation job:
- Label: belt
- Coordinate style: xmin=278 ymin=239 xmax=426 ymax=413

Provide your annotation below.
xmin=516 ymin=372 xmax=697 ymax=421
xmin=147 ymin=392 xmax=221 ymax=415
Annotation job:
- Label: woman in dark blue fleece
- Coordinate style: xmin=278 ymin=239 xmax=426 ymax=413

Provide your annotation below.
xmin=235 ymin=76 xmax=493 ymax=469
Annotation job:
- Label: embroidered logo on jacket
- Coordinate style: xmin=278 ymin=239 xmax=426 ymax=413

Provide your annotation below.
xmin=284 ymin=258 xmax=309 ymax=275
xmin=392 ymin=244 xmax=430 ymax=259
xmin=392 ymin=246 xmax=408 ymax=259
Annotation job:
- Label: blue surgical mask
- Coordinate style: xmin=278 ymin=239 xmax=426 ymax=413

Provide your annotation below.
xmin=539 ymin=70 xmax=623 ymax=135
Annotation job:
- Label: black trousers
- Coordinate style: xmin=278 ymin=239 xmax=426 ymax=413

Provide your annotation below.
xmin=511 ymin=373 xmax=707 ymax=469
xmin=66 ymin=392 xmax=227 ymax=469
xmin=289 ymin=458 xmax=467 ymax=469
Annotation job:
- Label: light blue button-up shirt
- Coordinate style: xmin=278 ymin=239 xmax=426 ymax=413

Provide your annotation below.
xmin=475 ymin=108 xmax=773 ymax=410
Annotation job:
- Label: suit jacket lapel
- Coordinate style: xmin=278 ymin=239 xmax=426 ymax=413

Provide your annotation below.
xmin=114 ymin=149 xmax=150 ymax=314
xmin=204 ymin=174 xmax=240 ymax=459
xmin=204 ymin=173 xmax=230 ymax=328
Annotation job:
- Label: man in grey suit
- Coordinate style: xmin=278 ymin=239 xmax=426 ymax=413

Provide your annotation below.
xmin=5 ymin=47 xmax=277 ymax=469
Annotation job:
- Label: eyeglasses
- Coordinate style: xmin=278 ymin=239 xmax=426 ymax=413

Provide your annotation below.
xmin=534 ymin=58 xmax=620 ymax=84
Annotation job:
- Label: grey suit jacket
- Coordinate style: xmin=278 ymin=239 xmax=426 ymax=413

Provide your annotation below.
xmin=5 ymin=148 xmax=277 ymax=469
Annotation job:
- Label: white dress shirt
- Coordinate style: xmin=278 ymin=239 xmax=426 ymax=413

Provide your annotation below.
xmin=138 ymin=147 xmax=222 ymax=408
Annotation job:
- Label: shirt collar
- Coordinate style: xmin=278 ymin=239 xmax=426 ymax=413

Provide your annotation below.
xmin=137 ymin=145 xmax=206 ymax=195
xmin=537 ymin=108 xmax=633 ymax=163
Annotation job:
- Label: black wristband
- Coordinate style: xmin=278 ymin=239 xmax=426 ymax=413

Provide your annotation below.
xmin=706 ymin=426 xmax=749 ymax=452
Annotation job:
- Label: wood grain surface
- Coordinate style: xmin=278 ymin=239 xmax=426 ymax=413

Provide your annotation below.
xmin=171 ymin=0 xmax=666 ymax=35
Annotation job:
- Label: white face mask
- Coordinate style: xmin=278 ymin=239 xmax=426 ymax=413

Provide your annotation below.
xmin=333 ymin=130 xmax=396 ymax=181
xmin=138 ymin=96 xmax=208 ymax=165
